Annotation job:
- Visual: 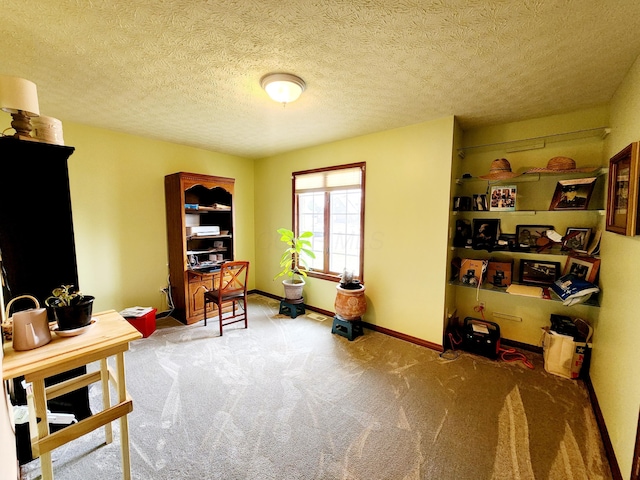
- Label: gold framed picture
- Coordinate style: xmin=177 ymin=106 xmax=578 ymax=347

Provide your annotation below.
xmin=606 ymin=142 xmax=640 ymax=236
xmin=562 ymin=254 xmax=601 ymax=284
xmin=549 ymin=177 xmax=596 ymax=211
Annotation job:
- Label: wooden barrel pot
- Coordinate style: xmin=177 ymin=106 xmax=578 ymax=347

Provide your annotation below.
xmin=334 ymin=284 xmax=367 ymax=320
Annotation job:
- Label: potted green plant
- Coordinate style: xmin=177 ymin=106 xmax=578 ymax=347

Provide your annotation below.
xmin=274 ymin=228 xmax=315 ymax=300
xmin=335 ymin=269 xmax=367 ymax=320
xmin=45 ymin=284 xmax=95 ymax=331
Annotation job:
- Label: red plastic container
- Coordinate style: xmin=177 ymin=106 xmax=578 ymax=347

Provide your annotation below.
xmin=125 ymin=308 xmax=156 ymax=338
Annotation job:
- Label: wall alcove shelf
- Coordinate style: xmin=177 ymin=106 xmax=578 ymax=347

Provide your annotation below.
xmin=450 ymin=245 xmax=601 ymax=258
xmin=457 ymin=126 xmax=610 ymax=158
xmin=455 ymin=167 xmax=608 ymax=185
xmin=449 ymin=280 xmax=600 ymax=307
xmin=453 ymin=209 xmax=606 ymax=216
xmin=451 ymin=130 xmax=607 ymax=315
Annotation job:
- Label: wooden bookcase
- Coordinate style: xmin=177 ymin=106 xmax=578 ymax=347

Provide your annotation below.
xmin=164 ymin=172 xmax=235 ymax=324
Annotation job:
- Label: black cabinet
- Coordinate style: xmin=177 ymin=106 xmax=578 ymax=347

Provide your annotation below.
xmin=0 ymin=137 xmax=78 ymax=302
xmin=0 ymin=137 xmax=91 ymax=463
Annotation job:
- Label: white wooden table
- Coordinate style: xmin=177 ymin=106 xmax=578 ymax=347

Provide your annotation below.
xmin=2 ymin=310 xmax=142 ymax=479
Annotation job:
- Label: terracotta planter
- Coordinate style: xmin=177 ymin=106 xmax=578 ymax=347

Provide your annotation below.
xmin=282 ymin=279 xmax=305 ymax=300
xmin=335 ymin=284 xmax=366 ymax=320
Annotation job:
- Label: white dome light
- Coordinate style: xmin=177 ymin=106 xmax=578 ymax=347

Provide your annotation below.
xmin=260 ymin=73 xmax=306 ymax=104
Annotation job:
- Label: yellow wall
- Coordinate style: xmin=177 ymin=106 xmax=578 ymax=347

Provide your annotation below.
xmin=255 ymin=117 xmax=455 ymax=345
xmin=60 ymin=122 xmax=256 ymax=314
xmin=3 ymin=77 xmax=636 ymax=476
xmin=454 ymin=107 xmax=608 ymax=345
xmin=592 ymin=54 xmax=640 ymax=480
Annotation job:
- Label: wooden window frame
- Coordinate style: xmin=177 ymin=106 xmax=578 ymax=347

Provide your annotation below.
xmin=292 ymin=162 xmax=366 ymax=283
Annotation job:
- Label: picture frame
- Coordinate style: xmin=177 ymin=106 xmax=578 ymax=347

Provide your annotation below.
xmin=562 ymin=227 xmax=591 ymax=252
xmin=487 ymin=260 xmax=513 ymax=287
xmin=515 ymin=225 xmax=553 ymax=250
xmin=549 ymin=177 xmax=596 ymax=211
xmin=519 ymin=259 xmax=561 ymax=286
xmin=562 ymin=254 xmax=600 ymax=283
xmin=472 ymin=218 xmax=500 ymax=251
xmin=452 ymin=196 xmax=472 ymax=211
xmin=606 ymin=142 xmax=640 ymax=236
xmin=489 ymin=185 xmax=517 ymax=212
xmin=453 ymin=219 xmax=473 ymax=248
xmin=472 ymin=194 xmax=488 ymax=211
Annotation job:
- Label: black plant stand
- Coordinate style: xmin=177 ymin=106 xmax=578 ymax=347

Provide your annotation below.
xmin=331 ymin=315 xmax=363 ymax=341
xmin=279 ymin=298 xmax=305 ymax=318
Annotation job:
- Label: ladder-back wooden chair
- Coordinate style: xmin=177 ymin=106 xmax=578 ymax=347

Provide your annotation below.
xmin=203 ymin=261 xmax=249 ymax=336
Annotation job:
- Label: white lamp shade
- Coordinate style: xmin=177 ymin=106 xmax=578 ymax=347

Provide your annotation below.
xmin=0 ymin=75 xmax=40 ymax=116
xmin=261 ymin=73 xmax=306 ymax=104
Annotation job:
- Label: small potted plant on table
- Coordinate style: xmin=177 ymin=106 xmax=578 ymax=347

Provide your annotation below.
xmin=46 ymin=285 xmax=95 ymax=331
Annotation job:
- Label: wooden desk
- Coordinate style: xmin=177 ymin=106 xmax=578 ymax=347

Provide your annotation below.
xmin=2 ymin=310 xmax=142 ymax=479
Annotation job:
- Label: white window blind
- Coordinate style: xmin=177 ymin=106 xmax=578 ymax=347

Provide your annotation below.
xmin=294 ymin=166 xmax=362 ymax=192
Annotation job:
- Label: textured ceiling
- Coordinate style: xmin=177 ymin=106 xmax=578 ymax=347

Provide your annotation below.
xmin=2 ymin=1 xmax=640 ymax=159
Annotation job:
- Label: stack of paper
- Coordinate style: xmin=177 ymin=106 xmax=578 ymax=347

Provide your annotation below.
xmin=506 ymin=284 xmax=543 ymax=298
xmin=119 ymin=306 xmax=153 ymax=318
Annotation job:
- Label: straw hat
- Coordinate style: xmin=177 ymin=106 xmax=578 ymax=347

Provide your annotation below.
xmin=478 ymin=158 xmax=520 ymax=180
xmin=525 ymin=156 xmax=598 ymax=174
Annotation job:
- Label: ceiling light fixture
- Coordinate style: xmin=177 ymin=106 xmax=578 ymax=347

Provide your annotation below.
xmin=0 ymin=75 xmax=40 ymax=140
xmin=260 ymin=73 xmax=306 ymax=105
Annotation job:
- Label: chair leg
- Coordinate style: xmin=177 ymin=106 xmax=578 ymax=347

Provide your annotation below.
xmin=204 ymin=300 xmax=208 ymax=326
xmin=218 ymin=300 xmax=223 ymax=336
xmin=243 ymin=297 xmax=248 ymax=328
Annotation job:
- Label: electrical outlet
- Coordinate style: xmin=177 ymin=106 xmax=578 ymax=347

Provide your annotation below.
xmin=478 ymin=301 xmax=485 ymax=309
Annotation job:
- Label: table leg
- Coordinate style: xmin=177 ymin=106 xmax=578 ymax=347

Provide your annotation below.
xmin=115 ymin=352 xmax=131 ymax=480
xmin=100 ymin=358 xmax=113 ymax=444
xmin=30 ymin=379 xmax=53 ymax=479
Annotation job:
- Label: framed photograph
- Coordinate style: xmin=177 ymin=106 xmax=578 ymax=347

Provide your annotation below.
xmin=472 ymin=194 xmax=488 ymax=211
xmin=562 ymin=254 xmax=601 ymax=283
xmin=489 ymin=185 xmax=517 ymax=211
xmin=606 ymin=142 xmax=640 ymax=236
xmin=453 ymin=219 xmax=473 ymax=248
xmin=459 ymin=258 xmax=487 ymax=286
xmin=549 ymin=177 xmax=596 ymax=210
xmin=515 ymin=225 xmax=553 ymax=250
xmin=472 ymin=218 xmax=500 ymax=250
xmin=453 ymin=196 xmax=472 ymax=211
xmin=519 ymin=259 xmax=561 ymax=286
xmin=562 ymin=227 xmax=591 ymax=252
xmin=487 ymin=260 xmax=513 ymax=287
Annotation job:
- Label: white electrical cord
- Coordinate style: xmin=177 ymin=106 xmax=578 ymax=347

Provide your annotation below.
xmin=476 ymin=260 xmax=488 ymax=302
xmin=158 ymin=274 xmax=175 ymax=318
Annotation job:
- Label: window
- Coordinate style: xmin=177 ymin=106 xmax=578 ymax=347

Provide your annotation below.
xmin=293 ymin=163 xmax=365 ymax=281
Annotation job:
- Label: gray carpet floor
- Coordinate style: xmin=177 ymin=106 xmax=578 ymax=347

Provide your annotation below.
xmin=21 ymin=294 xmax=611 ymax=479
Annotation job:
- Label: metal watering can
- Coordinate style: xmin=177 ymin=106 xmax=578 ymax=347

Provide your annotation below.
xmin=6 ymin=295 xmax=51 ymax=351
